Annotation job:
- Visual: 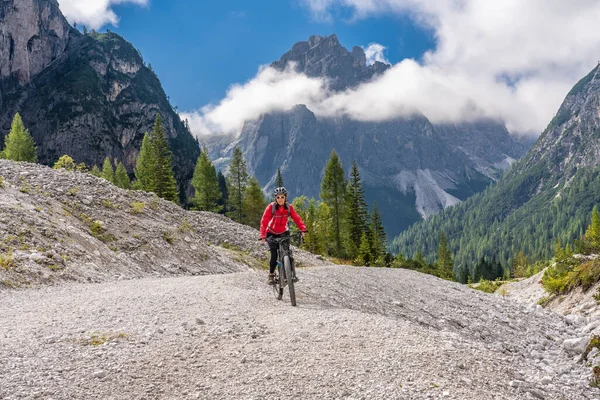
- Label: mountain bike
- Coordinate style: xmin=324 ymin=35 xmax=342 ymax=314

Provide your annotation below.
xmin=267 ymin=231 xmax=303 ymax=306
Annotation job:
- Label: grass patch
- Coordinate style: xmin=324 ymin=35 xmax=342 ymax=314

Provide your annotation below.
xmin=538 ymin=295 xmax=554 ymax=307
xmin=469 ymin=278 xmax=504 ymax=294
xmin=0 ymin=176 xmax=5 ymax=189
xmin=67 ymin=186 xmax=79 ymax=196
xmin=90 ymin=220 xmax=116 ymax=243
xmin=102 ymin=199 xmax=117 ymax=208
xmin=19 ymin=179 xmax=30 ymax=193
xmin=149 ymin=195 xmax=159 ymax=210
xmin=178 ymin=219 xmax=194 ymax=233
xmin=130 ymin=202 xmax=145 ymax=214
xmin=0 ymin=252 xmax=16 ymax=270
xmin=163 ymin=231 xmax=175 ymax=244
xmin=86 ymin=332 xmax=128 ymax=346
xmin=221 ymin=241 xmax=242 ymax=252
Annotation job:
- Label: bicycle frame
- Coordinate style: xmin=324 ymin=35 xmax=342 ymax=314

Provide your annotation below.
xmin=267 ymin=232 xmax=302 ymax=305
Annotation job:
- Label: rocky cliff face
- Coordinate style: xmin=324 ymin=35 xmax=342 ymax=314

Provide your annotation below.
xmin=0 ymin=0 xmax=199 ymax=199
xmin=0 ymin=0 xmax=75 ymax=87
xmin=516 ymin=64 xmax=600 ymax=181
xmin=206 ymin=35 xmax=530 ymax=237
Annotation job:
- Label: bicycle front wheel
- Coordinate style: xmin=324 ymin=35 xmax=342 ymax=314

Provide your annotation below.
xmin=272 ymin=271 xmax=283 ymax=300
xmin=283 ymin=255 xmax=296 ymax=306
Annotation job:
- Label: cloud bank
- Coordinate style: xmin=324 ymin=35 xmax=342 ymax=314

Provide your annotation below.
xmin=57 ymin=0 xmax=148 ymax=29
xmin=364 ymin=43 xmax=389 ymax=66
xmin=184 ymin=0 xmax=600 ymax=137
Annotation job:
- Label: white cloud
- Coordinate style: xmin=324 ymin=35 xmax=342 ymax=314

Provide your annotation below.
xmin=184 ymin=0 xmax=600 ymax=137
xmin=180 ymin=64 xmax=329 ymax=136
xmin=363 ymin=43 xmax=389 ymax=66
xmin=57 ymin=0 xmax=148 ymax=29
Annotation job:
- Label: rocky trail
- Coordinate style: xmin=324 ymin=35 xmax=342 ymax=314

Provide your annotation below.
xmin=2 ymin=266 xmax=600 ymax=400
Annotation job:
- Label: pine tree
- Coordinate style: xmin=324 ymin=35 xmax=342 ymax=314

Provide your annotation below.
xmin=90 ymin=165 xmax=102 ymax=177
xmin=437 ymin=231 xmax=454 ymax=279
xmin=134 ymin=132 xmax=153 ymax=190
xmin=585 ymin=205 xmax=600 ymax=250
xmin=512 ymin=250 xmax=529 ymax=278
xmin=150 ymin=115 xmax=178 ymax=202
xmin=356 ymin=232 xmax=372 ymax=266
xmin=76 ymin=163 xmax=88 ymax=173
xmin=53 ymin=155 xmax=76 ymax=171
xmin=217 ymin=170 xmax=228 ymax=214
xmin=102 ymin=157 xmax=115 ymax=183
xmin=320 ymin=150 xmax=347 ymax=257
xmin=314 ymin=201 xmax=334 ymax=255
xmin=2 ymin=113 xmax=37 ymax=162
xmin=276 ymin=168 xmax=284 ymax=187
xmin=191 ymin=146 xmax=221 ymax=212
xmin=346 ymin=161 xmax=369 ymax=258
xmin=226 ymin=147 xmax=249 ymax=222
xmin=370 ymin=202 xmax=387 ymax=261
xmin=242 ymin=177 xmax=268 ymax=228
xmin=115 ymin=162 xmax=131 ymax=189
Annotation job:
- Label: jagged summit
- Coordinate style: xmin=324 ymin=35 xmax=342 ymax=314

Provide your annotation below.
xmin=271 ymin=34 xmax=390 ymax=91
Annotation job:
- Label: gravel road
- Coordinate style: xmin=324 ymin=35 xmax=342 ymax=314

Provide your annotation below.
xmin=1 ymin=266 xmax=599 ymax=400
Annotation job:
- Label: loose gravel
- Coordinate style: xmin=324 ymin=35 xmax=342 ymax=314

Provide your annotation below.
xmin=2 ymin=266 xmax=599 ymax=400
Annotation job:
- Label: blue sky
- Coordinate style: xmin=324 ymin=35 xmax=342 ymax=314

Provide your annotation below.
xmin=60 ymin=1 xmax=600 ymax=136
xmin=99 ymin=1 xmax=435 ymax=112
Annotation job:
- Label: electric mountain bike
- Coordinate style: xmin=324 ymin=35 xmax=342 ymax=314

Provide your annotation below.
xmin=267 ymin=231 xmax=303 ymax=306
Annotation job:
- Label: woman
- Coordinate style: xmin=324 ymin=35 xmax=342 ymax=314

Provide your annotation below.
xmin=260 ymin=187 xmax=307 ymax=284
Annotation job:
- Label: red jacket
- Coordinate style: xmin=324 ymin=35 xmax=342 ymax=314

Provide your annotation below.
xmin=260 ymin=202 xmax=307 ymax=238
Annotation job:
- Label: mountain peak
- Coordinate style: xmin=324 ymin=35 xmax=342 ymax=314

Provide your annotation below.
xmin=271 ymin=34 xmax=389 ymax=91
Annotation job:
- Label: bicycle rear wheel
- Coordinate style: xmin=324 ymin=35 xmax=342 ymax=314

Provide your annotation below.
xmin=283 ymin=255 xmax=296 ymax=306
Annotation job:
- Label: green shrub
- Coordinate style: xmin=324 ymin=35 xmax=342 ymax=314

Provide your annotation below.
xmin=0 ymin=252 xmax=16 ymax=270
xmin=130 ymin=202 xmax=145 ymax=214
xmin=178 ymin=219 xmax=194 ymax=233
xmin=163 ymin=231 xmax=174 ymax=244
xmin=469 ymin=278 xmax=504 ymax=294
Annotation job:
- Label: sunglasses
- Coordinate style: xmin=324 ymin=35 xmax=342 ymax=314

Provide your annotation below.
xmin=275 ymin=195 xmax=286 ymax=199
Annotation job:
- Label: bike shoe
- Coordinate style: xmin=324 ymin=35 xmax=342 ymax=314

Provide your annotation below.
xmin=267 ymin=273 xmax=276 ymax=285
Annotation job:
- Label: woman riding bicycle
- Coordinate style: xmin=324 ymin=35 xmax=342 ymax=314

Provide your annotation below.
xmin=260 ymin=187 xmax=307 ymax=285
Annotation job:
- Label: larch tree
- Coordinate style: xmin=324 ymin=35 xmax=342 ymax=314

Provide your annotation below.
xmin=217 ymin=170 xmax=228 ymax=214
xmin=191 ymin=146 xmax=221 ymax=212
xmin=115 ymin=162 xmax=131 ymax=189
xmin=149 ymin=115 xmax=178 ymax=202
xmin=2 ymin=113 xmax=37 ymax=162
xmin=276 ymin=168 xmax=284 ymax=187
xmin=226 ymin=147 xmax=249 ymax=222
xmin=134 ymin=132 xmax=153 ymax=190
xmin=102 ymin=157 xmax=115 ymax=183
xmin=346 ymin=160 xmax=369 ymax=258
xmin=437 ymin=231 xmax=454 ymax=279
xmin=320 ymin=150 xmax=347 ymax=257
xmin=242 ymin=176 xmax=268 ymax=228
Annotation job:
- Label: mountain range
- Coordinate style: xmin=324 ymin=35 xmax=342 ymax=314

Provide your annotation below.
xmin=204 ymin=34 xmax=533 ymax=237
